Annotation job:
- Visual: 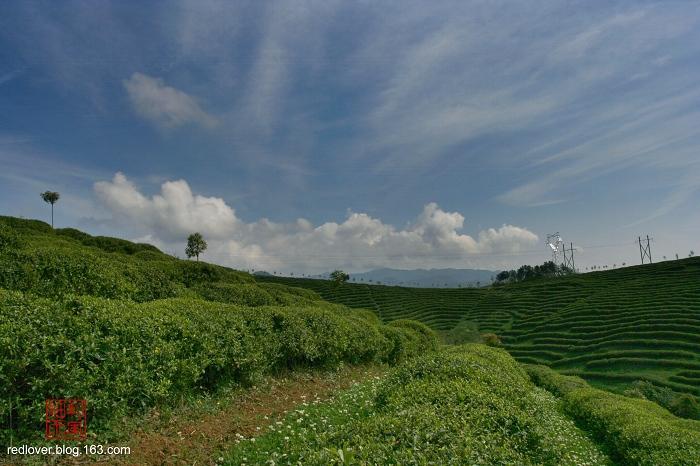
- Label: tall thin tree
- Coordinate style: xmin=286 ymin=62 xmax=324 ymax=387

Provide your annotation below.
xmin=40 ymin=191 xmax=60 ymax=228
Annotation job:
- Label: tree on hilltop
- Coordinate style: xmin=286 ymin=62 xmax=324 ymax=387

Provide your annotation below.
xmin=330 ymin=270 xmax=349 ymax=285
xmin=40 ymin=191 xmax=60 ymax=228
xmin=185 ymin=232 xmax=207 ymax=261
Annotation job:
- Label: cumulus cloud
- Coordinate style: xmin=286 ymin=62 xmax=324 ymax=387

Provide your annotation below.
xmin=94 ymin=173 xmax=237 ymax=241
xmin=123 ymin=73 xmax=218 ymax=129
xmin=94 ymin=173 xmax=539 ymax=272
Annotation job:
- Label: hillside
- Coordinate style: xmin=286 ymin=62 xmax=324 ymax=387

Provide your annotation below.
xmin=3 ymin=215 xmax=700 ymax=464
xmin=259 ymin=258 xmax=700 ymax=396
xmin=226 ymin=344 xmax=700 ymax=465
xmin=0 ymin=216 xmax=438 ymax=445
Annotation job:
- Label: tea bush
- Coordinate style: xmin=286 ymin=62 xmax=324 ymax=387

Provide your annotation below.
xmin=0 ymin=289 xmax=437 ymax=444
xmin=624 ymin=379 xmax=700 ymax=420
xmin=0 ymin=247 xmax=179 ymax=301
xmin=0 ymin=223 xmax=21 ymax=253
xmin=386 ymin=319 xmax=439 ymax=352
xmin=527 ymin=364 xmax=700 ymax=464
xmin=226 ymin=344 xmax=609 ymax=465
xmin=194 ymin=282 xmax=320 ymax=307
xmin=262 ymin=256 xmax=700 ymax=396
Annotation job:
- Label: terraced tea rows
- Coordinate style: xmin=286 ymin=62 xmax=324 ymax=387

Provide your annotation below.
xmin=256 ymin=278 xmax=487 ymax=330
xmin=261 ymin=257 xmax=700 ymax=395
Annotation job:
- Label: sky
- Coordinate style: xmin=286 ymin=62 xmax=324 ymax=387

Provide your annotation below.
xmin=1 ymin=0 xmax=699 ymax=274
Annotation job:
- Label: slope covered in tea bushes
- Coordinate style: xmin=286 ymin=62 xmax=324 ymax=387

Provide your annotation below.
xmin=225 ymin=344 xmax=611 ymax=465
xmin=260 ymin=257 xmax=700 ymax=397
xmin=228 ymin=345 xmax=700 ymax=465
xmin=526 ymin=364 xmax=700 ymax=465
xmin=0 ymin=217 xmax=438 ymax=444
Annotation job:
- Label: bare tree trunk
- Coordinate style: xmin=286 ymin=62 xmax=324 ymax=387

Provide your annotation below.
xmin=51 ymin=204 xmax=54 ymax=228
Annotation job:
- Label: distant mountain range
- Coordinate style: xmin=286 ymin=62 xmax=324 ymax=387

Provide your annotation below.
xmin=288 ymin=268 xmax=496 ymax=288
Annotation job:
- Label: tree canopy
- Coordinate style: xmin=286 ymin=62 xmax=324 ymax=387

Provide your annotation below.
xmin=40 ymin=191 xmax=60 ymax=227
xmin=495 ymin=261 xmax=574 ymax=285
xmin=185 ymin=232 xmax=207 ymax=261
xmin=330 ymin=270 xmax=350 ymax=285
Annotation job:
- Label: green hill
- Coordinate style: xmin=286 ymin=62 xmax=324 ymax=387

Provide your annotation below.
xmin=0 ymin=216 xmax=437 ymax=444
xmin=259 ymin=258 xmax=700 ymax=396
xmin=227 ymin=344 xmax=700 ymax=465
xmin=3 ymin=215 xmax=700 ymax=463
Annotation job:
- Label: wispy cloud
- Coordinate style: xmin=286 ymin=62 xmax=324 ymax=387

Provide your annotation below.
xmin=123 ymin=72 xmax=218 ymax=130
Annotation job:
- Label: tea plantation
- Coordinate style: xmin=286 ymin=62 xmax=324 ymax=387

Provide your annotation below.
xmin=3 ymin=215 xmax=700 ymax=464
xmin=227 ymin=344 xmax=700 ymax=465
xmin=260 ymin=257 xmax=700 ymax=397
xmin=0 ymin=217 xmax=437 ymax=444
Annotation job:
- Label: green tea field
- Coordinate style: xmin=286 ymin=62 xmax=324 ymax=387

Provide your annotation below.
xmin=3 ymin=215 xmax=700 ymax=465
xmin=260 ymin=258 xmax=700 ymax=396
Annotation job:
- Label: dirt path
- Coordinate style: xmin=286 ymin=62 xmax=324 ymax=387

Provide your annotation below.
xmin=66 ymin=365 xmax=387 ymax=466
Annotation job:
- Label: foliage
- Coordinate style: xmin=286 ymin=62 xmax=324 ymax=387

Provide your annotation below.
xmin=481 ymin=332 xmax=502 ymax=347
xmin=226 ymin=345 xmax=609 ymax=465
xmin=40 ymin=191 xmax=60 ymax=205
xmin=0 ymin=290 xmax=438 ymax=444
xmin=0 ymin=223 xmax=21 ymax=253
xmin=626 ymin=379 xmax=700 ymax=420
xmin=40 ymin=191 xmax=60 ymax=227
xmin=441 ymin=320 xmax=482 ymax=344
xmin=527 ymin=364 xmax=700 ymax=465
xmin=194 ymin=281 xmax=321 ymax=308
xmin=185 ymin=232 xmax=207 ymax=261
xmin=495 ymin=261 xmax=575 ymax=284
xmin=0 ymin=216 xmax=52 ymax=234
xmin=329 ymin=269 xmax=349 ymax=285
xmin=387 ymin=319 xmax=438 ymax=351
xmin=55 ymin=228 xmax=161 ymax=255
xmin=261 ymin=256 xmax=700 ymax=396
xmin=671 ymin=394 xmax=700 ymax=420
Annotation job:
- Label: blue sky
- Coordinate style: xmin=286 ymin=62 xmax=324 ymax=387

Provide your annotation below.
xmin=1 ymin=0 xmax=699 ymax=273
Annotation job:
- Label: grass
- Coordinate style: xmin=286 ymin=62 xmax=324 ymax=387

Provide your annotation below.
xmin=260 ymin=257 xmax=700 ymax=398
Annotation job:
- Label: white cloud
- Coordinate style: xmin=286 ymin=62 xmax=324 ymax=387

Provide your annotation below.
xmin=94 ymin=173 xmax=539 ymax=271
xmin=123 ymin=73 xmax=218 ymax=129
xmin=94 ymin=173 xmax=237 ymax=241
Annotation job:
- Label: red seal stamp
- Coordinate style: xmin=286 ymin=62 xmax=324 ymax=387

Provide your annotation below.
xmin=45 ymin=399 xmax=87 ymax=441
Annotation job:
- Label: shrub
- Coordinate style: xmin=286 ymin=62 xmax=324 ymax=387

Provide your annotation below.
xmin=671 ymin=394 xmax=700 ymax=420
xmin=0 ymin=289 xmax=436 ymax=444
xmin=481 ymin=332 xmax=502 ymax=347
xmin=524 ymin=364 xmax=588 ymax=397
xmin=387 ymin=319 xmax=439 ymax=352
xmin=194 ymin=282 xmax=278 ymax=306
xmin=442 ymin=320 xmax=482 ymax=344
xmin=227 ymin=345 xmax=608 ymax=465
xmin=55 ymin=228 xmax=162 ymax=255
xmin=528 ymin=364 xmax=700 ymax=464
xmin=0 ymin=216 xmax=52 ymax=234
xmin=0 ymin=247 xmax=179 ymax=302
xmin=378 ymin=326 xmax=422 ymax=365
xmin=0 ymin=223 xmax=22 ymax=253
xmin=174 ymin=261 xmax=252 ymax=287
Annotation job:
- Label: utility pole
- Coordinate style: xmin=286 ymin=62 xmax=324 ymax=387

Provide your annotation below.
xmin=546 ymin=233 xmax=563 ymax=266
xmin=563 ymin=242 xmax=576 ymax=271
xmin=638 ymin=235 xmax=653 ymax=264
